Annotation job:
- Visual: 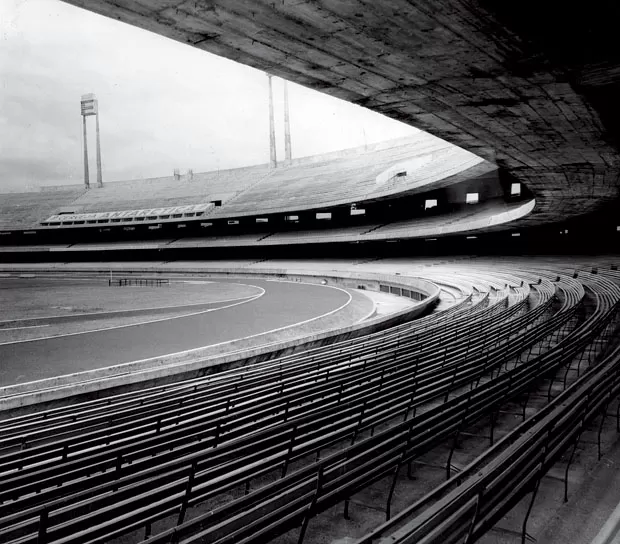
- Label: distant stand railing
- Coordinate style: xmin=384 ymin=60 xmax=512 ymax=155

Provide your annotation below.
xmin=109 ymin=277 xmax=170 ymax=287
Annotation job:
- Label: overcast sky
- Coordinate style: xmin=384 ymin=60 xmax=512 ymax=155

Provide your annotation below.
xmin=0 ymin=0 xmax=419 ymax=191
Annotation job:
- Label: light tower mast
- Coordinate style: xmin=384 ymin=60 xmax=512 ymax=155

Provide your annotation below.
xmin=95 ymin=107 xmax=103 ymax=188
xmin=283 ymin=80 xmax=292 ymax=165
xmin=82 ymin=112 xmax=90 ymax=189
xmin=80 ymin=93 xmax=103 ymax=189
xmin=267 ymin=75 xmax=277 ymax=168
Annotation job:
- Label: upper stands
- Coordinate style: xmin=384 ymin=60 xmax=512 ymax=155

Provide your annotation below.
xmin=68 ymin=163 xmax=272 ymax=214
xmin=0 ymin=199 xmax=535 ymax=253
xmin=166 ymin=233 xmax=272 ymax=248
xmin=208 ymin=134 xmax=488 ymax=218
xmin=0 ymin=133 xmax=494 ymax=232
xmin=0 ymin=188 xmax=85 ymax=230
xmin=362 ymin=198 xmax=535 ymax=240
xmin=174 ymin=199 xmax=534 ymax=247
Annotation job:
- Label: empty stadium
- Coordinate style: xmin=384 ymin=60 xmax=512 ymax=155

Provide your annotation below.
xmin=1 ymin=2 xmax=620 ymax=544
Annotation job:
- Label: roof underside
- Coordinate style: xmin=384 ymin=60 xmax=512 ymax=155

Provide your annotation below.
xmin=61 ymin=0 xmax=620 ymax=227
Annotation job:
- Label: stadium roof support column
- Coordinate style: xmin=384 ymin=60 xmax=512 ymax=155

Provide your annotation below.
xmin=283 ymin=79 xmax=292 ymax=165
xmin=268 ymin=74 xmax=277 ymax=168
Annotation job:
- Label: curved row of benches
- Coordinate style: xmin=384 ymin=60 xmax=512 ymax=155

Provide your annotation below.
xmin=355 ymin=264 xmax=620 ymax=544
xmin=0 ymin=264 xmax=595 ymax=544
xmin=133 ymin=270 xmax=585 ymax=544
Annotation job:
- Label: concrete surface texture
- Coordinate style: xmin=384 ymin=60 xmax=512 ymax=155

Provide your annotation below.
xmin=60 ymin=0 xmax=620 ymax=227
xmin=357 ymin=288 xmax=416 ymax=317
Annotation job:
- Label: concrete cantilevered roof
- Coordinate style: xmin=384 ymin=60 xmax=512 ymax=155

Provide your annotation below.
xmin=61 ymin=0 xmax=620 ymax=228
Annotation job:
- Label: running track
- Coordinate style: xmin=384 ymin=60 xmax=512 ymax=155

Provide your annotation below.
xmin=0 ymin=279 xmax=350 ymax=386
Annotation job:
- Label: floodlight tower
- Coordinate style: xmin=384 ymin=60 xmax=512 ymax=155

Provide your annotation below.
xmin=283 ymin=80 xmax=292 ymax=165
xmin=267 ymin=75 xmax=277 ymax=168
xmin=82 ymin=108 xmax=90 ymax=189
xmin=80 ymin=93 xmax=103 ymax=189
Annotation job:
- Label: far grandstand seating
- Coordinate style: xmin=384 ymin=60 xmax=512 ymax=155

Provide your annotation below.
xmin=68 ymin=164 xmax=272 ymax=213
xmin=210 ymin=135 xmax=485 ymax=218
xmin=260 ymin=224 xmax=380 ymax=245
xmin=42 ymin=203 xmax=214 ymax=226
xmin=0 ymin=188 xmax=85 ymax=229
xmin=166 ymin=233 xmax=270 ymax=248
xmin=0 ymin=199 xmax=535 ymax=253
xmin=364 ymin=198 xmax=535 ymax=240
xmin=0 ymin=134 xmax=494 ymax=232
xmin=258 ymin=199 xmax=534 ymax=245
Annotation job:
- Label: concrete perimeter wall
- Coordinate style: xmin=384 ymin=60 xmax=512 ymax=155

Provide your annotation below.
xmin=0 ymin=264 xmax=440 ymax=417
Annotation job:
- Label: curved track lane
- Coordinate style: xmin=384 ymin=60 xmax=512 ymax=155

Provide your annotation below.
xmin=0 ymin=279 xmax=350 ymax=386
